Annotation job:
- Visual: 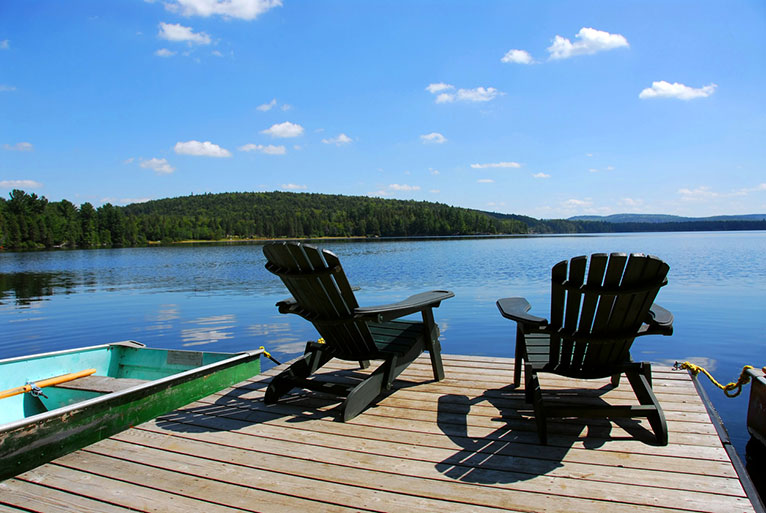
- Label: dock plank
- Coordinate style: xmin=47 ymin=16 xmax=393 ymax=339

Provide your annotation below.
xmin=0 ymin=479 xmax=133 ymax=513
xmin=2 ymin=354 xmax=756 ymax=513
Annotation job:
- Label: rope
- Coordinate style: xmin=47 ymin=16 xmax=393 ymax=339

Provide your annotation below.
xmin=673 ymin=361 xmax=765 ymax=398
xmin=257 ymin=339 xmax=327 ymax=367
xmin=258 ymin=346 xmax=282 ymax=366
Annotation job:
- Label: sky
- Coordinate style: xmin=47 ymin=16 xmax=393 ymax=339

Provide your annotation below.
xmin=1 ymin=1 xmax=765 ymax=219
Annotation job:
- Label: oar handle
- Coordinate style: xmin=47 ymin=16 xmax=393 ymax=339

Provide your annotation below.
xmin=0 ymin=368 xmax=97 ymax=400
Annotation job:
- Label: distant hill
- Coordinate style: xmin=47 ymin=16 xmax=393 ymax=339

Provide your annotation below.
xmin=568 ymin=213 xmax=766 ymax=223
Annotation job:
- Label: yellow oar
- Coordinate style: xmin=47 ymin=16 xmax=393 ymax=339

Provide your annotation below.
xmin=0 ymin=368 xmax=97 ymax=400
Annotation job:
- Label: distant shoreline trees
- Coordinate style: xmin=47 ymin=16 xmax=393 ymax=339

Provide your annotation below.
xmin=0 ymin=190 xmax=526 ymax=250
xmin=1 ymin=189 xmax=764 ymax=251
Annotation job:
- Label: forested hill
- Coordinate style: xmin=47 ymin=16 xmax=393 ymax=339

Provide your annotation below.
xmin=122 ymin=191 xmax=527 ymax=240
xmin=0 ymin=190 xmax=527 ymax=249
xmin=2 ymin=189 xmax=765 ymax=250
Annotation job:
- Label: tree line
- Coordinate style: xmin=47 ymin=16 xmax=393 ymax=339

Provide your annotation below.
xmin=3 ymin=189 xmax=764 ymax=251
xmin=0 ymin=190 xmax=528 ymax=249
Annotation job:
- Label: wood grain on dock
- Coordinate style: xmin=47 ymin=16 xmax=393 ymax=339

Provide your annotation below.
xmin=0 ymin=355 xmax=756 ymax=512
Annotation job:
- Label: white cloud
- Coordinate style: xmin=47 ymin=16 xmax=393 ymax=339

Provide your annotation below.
xmin=281 ymin=103 xmax=291 ymax=111
xmin=211 ymin=50 xmax=223 ymax=57
xmin=420 ymin=132 xmax=447 ymax=144
xmin=477 ymin=179 xmax=495 ymax=183
xmin=158 ymin=22 xmax=211 ymax=45
xmin=457 ymin=87 xmax=500 ymax=102
xmin=639 ymin=81 xmax=717 ymax=100
xmin=165 ymin=0 xmax=282 ymax=20
xmin=745 ymin=183 xmax=766 ymax=193
xmin=238 ymin=143 xmax=286 ymax=155
xmin=678 ymin=186 xmax=718 ymax=201
xmin=548 ymin=27 xmax=629 ymax=60
xmin=3 ymin=142 xmax=33 ymax=152
xmin=425 ymin=83 xmax=454 ymax=94
xmin=0 ymin=180 xmax=42 ymax=189
xmin=435 ymin=93 xmax=456 ymax=104
xmin=430 ymin=189 xmax=440 ymax=194
xmin=322 ymin=133 xmax=352 ymax=145
xmin=389 ymin=184 xmax=420 ymax=191
xmin=501 ymin=49 xmax=534 ymax=64
xmin=257 ymin=98 xmax=277 ymax=111
xmin=155 ymin=48 xmax=177 ymax=57
xmin=0 ymin=85 xmax=16 ymax=92
xmin=0 ymin=40 xmax=9 ymax=50
xmin=470 ymin=161 xmax=521 ymax=169
xmin=619 ymin=197 xmax=644 ymax=208
xmin=140 ymin=158 xmax=175 ymax=174
xmin=430 ymin=168 xmax=440 ymax=175
xmin=589 ymin=168 xmax=599 ymax=173
xmin=174 ymin=140 xmax=231 ymax=157
xmin=428 ymin=84 xmax=501 ymax=104
xmin=564 ymin=198 xmax=593 ymax=207
xmin=119 ymin=197 xmax=152 ymax=205
xmin=261 ymin=121 xmax=304 ymax=138
xmin=281 ymin=183 xmax=306 ymax=190
xmin=678 ymin=183 xmax=766 ymax=201
xmin=533 ymin=172 xmax=550 ymax=179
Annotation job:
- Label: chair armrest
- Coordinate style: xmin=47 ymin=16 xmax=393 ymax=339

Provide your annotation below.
xmin=355 ymin=290 xmax=455 ymax=322
xmin=496 ymin=297 xmax=548 ymax=327
xmin=642 ymin=303 xmax=674 ymax=335
xmin=275 ymin=296 xmax=301 ymax=315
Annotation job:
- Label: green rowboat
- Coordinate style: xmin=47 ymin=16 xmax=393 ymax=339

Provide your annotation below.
xmin=0 ymin=341 xmax=263 ymax=481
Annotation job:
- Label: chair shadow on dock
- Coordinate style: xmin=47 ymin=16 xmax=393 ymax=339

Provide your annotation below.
xmin=153 ymin=366 xmax=389 ymax=433
xmin=434 ymin=382 xmax=662 ymax=484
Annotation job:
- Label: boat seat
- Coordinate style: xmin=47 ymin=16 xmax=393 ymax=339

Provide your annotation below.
xmin=53 ymin=376 xmax=148 ymax=394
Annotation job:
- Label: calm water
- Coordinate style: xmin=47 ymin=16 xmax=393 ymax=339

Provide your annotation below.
xmin=1 ymin=232 xmax=765 ymax=463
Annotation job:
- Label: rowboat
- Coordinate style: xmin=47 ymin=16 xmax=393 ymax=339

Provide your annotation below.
xmin=0 ymin=341 xmax=263 ymax=481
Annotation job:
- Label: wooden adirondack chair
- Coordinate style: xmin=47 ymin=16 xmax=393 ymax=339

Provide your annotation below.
xmin=263 ymin=242 xmax=454 ymax=421
xmin=496 ymin=253 xmax=674 ymax=445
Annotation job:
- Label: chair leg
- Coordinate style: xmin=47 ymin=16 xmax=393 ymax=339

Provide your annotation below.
xmin=342 ymin=339 xmax=423 ymax=422
xmin=611 ymin=373 xmax=621 ymax=387
xmin=524 ymin=361 xmax=534 ymax=404
xmin=526 ymin=363 xmax=547 ymax=445
xmin=513 ymin=326 xmax=525 ymax=388
xmin=627 ymin=363 xmax=668 ymax=445
xmin=422 ymin=308 xmax=445 ymax=381
xmin=264 ymin=345 xmax=333 ymax=405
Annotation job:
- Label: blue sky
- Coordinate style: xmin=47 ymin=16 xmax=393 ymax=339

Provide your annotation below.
xmin=1 ymin=1 xmax=764 ymax=218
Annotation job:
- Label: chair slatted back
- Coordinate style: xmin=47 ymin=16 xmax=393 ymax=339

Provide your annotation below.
xmin=263 ymin=242 xmax=377 ymax=360
xmin=548 ymin=253 xmax=669 ymax=377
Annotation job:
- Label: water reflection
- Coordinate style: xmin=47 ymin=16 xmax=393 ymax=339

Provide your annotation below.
xmin=144 ymin=304 xmax=180 ymax=333
xmin=181 ymin=315 xmax=236 ymax=347
xmin=0 ymin=272 xmax=81 ymax=305
xmin=248 ymin=321 xmax=312 ymax=354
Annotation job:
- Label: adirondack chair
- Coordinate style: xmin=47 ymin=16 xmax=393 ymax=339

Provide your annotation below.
xmin=263 ymin=242 xmax=454 ymax=421
xmin=496 ymin=253 xmax=674 ymax=445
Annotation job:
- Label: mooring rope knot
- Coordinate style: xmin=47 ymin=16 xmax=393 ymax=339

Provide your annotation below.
xmin=673 ymin=361 xmax=765 ymax=398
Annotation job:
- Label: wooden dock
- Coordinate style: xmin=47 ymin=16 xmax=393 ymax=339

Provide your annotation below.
xmin=0 ymin=354 xmax=759 ymax=512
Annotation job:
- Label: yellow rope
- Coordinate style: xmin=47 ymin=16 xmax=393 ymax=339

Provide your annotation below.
xmin=258 ymin=346 xmax=282 ymax=365
xmin=674 ymin=362 xmax=765 ymax=398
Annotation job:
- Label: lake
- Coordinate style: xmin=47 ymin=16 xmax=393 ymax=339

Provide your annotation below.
xmin=1 ymin=232 xmax=764 ymax=465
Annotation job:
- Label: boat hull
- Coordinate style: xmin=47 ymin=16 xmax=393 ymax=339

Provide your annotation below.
xmin=0 ymin=343 xmax=262 ymax=481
